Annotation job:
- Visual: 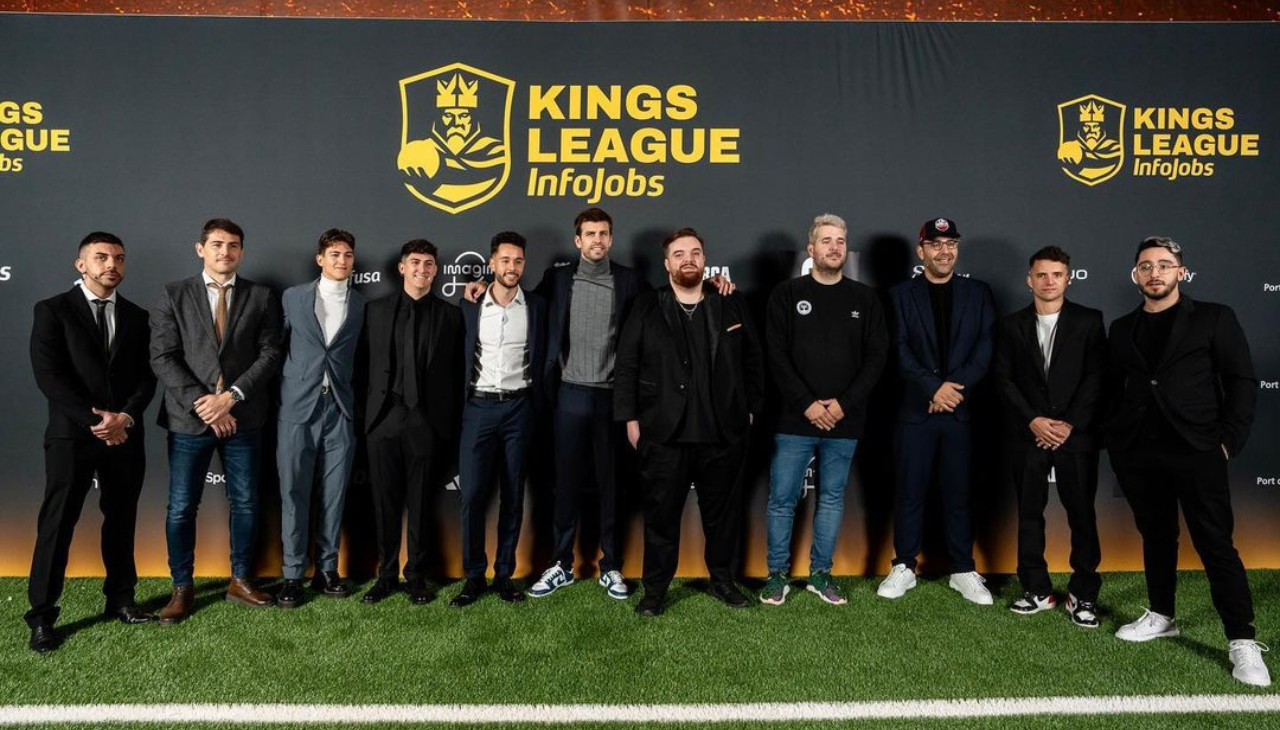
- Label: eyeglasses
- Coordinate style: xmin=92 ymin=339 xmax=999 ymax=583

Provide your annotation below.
xmin=1134 ymin=261 xmax=1182 ymax=276
xmin=921 ymin=240 xmax=959 ymax=251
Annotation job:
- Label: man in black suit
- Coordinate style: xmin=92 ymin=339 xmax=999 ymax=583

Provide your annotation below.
xmin=452 ymin=231 xmax=548 ymax=608
xmin=994 ymin=245 xmax=1106 ymax=627
xmin=26 ymin=231 xmax=158 ymax=653
xmin=151 ymin=218 xmax=284 ymax=623
xmin=615 ymin=227 xmax=764 ymax=617
xmin=359 ymin=239 xmax=464 ymax=606
xmin=1105 ymin=236 xmax=1268 ymax=687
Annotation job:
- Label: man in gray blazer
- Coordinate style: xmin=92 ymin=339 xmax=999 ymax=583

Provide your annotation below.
xmin=276 ymin=229 xmax=366 ymax=608
xmin=150 ymin=218 xmax=284 ymax=623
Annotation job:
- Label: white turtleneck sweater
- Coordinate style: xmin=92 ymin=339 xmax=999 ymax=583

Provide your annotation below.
xmin=315 ymin=275 xmax=349 ymax=387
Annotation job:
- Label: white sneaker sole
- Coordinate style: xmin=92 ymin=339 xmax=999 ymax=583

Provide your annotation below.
xmin=760 ymin=585 xmax=790 ymax=606
xmin=1116 ymin=626 xmax=1179 ymax=642
xmin=1009 ymin=601 xmax=1057 ymax=615
xmin=598 ymin=576 xmax=629 ymax=600
xmin=527 ymin=579 xmax=574 ymax=598
xmin=948 ymin=578 xmax=993 ymax=606
xmin=876 ymin=576 xmax=916 ymax=599
xmin=1233 ymin=669 xmax=1272 ymax=688
xmin=807 ymin=584 xmax=847 ymax=606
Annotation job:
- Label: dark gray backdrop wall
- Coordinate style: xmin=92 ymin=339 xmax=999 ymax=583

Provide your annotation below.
xmin=1 ymin=15 xmax=1277 ymax=577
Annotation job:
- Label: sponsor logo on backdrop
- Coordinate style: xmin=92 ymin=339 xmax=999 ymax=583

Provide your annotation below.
xmin=1127 ymin=267 xmax=1195 ymax=284
xmin=1264 ymin=283 xmax=1280 ymax=292
xmin=0 ymin=101 xmax=71 ymax=173
xmin=399 ymin=63 xmax=515 ymax=214
xmin=351 ymin=270 xmax=381 ymax=285
xmin=397 ymin=62 xmax=742 ymax=213
xmin=0 ymin=265 xmax=11 ymax=282
xmin=1261 ymin=380 xmax=1278 ymax=389
xmin=440 ymin=251 xmax=492 ymax=298
xmin=1056 ymin=94 xmax=1261 ymax=185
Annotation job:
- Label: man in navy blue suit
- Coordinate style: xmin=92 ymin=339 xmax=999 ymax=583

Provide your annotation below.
xmin=878 ymin=217 xmax=996 ymax=605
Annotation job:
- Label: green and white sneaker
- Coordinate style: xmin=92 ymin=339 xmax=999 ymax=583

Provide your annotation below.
xmin=807 ymin=572 xmax=847 ymax=606
xmin=759 ymin=572 xmax=790 ymax=605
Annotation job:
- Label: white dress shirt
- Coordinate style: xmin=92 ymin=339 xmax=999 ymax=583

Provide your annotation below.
xmin=474 ymin=286 xmax=530 ymax=392
xmin=78 ymin=280 xmax=116 ymax=347
xmin=201 ymin=271 xmax=244 ymax=400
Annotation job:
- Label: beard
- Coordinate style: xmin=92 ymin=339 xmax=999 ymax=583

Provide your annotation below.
xmin=1143 ymin=280 xmax=1177 ymax=300
xmin=814 ymin=258 xmax=844 ymax=277
xmin=673 ymin=266 xmax=704 ymax=288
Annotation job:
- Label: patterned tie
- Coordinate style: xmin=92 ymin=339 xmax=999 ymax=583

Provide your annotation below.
xmin=92 ymin=299 xmax=110 ymax=355
xmin=208 ymin=282 xmax=232 ymax=391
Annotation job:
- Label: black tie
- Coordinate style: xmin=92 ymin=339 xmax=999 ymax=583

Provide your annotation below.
xmin=403 ymin=302 xmax=419 ymax=409
xmin=93 ymin=299 xmax=110 ymax=355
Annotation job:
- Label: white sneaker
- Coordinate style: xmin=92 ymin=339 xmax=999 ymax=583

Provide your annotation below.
xmin=1010 ymin=591 xmax=1057 ymax=615
xmin=948 ymin=571 xmax=993 ymax=605
xmin=877 ymin=564 xmax=917 ymax=599
xmin=598 ymin=570 xmax=629 ymax=600
xmin=527 ymin=563 xmax=573 ymax=598
xmin=1229 ymin=640 xmax=1272 ymax=687
xmin=1115 ymin=609 xmax=1179 ymax=642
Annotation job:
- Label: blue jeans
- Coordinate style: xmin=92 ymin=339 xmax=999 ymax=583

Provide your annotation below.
xmin=766 ymin=434 xmax=858 ymax=574
xmin=166 ymin=429 xmax=262 ymax=586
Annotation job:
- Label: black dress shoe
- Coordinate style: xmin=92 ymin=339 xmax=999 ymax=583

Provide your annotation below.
xmin=494 ymin=577 xmax=525 ymax=603
xmin=311 ymin=571 xmax=350 ymax=599
xmin=634 ymin=595 xmax=665 ymax=617
xmin=710 ymin=581 xmax=750 ymax=609
xmin=29 ymin=625 xmax=59 ymax=654
xmin=105 ymin=605 xmax=156 ymax=624
xmin=408 ymin=579 xmax=434 ymax=606
xmin=449 ymin=578 xmax=487 ymax=608
xmin=277 ymin=580 xmax=305 ymax=609
xmin=361 ymin=579 xmax=399 ymax=604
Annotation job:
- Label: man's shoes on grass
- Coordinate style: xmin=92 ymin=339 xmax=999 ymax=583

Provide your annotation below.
xmin=361 ymin=579 xmax=398 ymax=605
xmin=1229 ymin=640 xmax=1272 ymax=687
xmin=1010 ymin=591 xmax=1057 ymax=615
xmin=311 ymin=571 xmax=349 ymax=599
xmin=1065 ymin=593 xmax=1100 ymax=628
xmin=105 ymin=604 xmax=156 ymax=624
xmin=635 ymin=594 xmax=664 ymax=617
xmin=599 ymin=570 xmax=630 ymax=600
xmin=1116 ymin=609 xmax=1179 ymax=642
xmin=226 ymin=578 xmax=274 ymax=608
xmin=408 ymin=578 xmax=434 ymax=606
xmin=276 ymin=580 xmax=305 ymax=609
xmin=528 ymin=563 xmax=573 ymax=598
xmin=494 ymin=577 xmax=525 ymax=603
xmin=948 ymin=571 xmax=993 ymax=605
xmin=29 ymin=625 xmax=59 ymax=654
xmin=877 ymin=564 xmax=916 ymax=599
xmin=807 ymin=572 xmax=847 ymax=606
xmin=158 ymin=586 xmax=195 ymax=625
xmin=760 ymin=572 xmax=790 ymax=606
xmin=450 ymin=578 xmax=486 ymax=608
xmin=710 ymin=581 xmax=750 ymax=609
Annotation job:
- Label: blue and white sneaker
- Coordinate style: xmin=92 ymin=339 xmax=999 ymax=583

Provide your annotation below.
xmin=598 ymin=570 xmax=629 ymax=600
xmin=528 ymin=563 xmax=574 ymax=598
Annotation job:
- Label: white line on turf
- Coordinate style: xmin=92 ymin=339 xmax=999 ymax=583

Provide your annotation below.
xmin=2 ymin=696 xmax=1280 ymax=724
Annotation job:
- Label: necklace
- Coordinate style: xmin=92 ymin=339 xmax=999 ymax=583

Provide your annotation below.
xmin=678 ymin=299 xmax=700 ymax=317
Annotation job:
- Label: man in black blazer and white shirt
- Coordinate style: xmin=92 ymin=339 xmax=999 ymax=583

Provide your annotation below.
xmin=26 ymin=232 xmax=157 ymax=653
xmin=1105 ymin=236 xmax=1267 ymax=687
xmin=994 ymin=245 xmax=1106 ymax=627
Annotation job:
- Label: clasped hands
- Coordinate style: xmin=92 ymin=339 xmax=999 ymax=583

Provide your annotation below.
xmin=194 ymin=391 xmax=238 ymax=438
xmin=928 ymin=381 xmax=965 ymax=414
xmin=1030 ymin=416 xmax=1073 ymax=450
xmin=90 ymin=408 xmax=131 ymax=446
xmin=804 ymin=399 xmax=845 ymax=431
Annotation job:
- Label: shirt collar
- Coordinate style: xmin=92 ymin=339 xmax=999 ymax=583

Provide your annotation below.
xmin=202 ymin=271 xmax=238 ymax=289
xmin=78 ymin=280 xmax=117 ymax=305
xmin=483 ymin=285 xmax=525 ymax=308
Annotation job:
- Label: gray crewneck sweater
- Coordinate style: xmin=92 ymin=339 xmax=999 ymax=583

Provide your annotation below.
xmin=562 ymin=256 xmax=616 ymax=387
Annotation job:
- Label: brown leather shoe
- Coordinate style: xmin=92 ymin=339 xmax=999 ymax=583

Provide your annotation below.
xmin=158 ymin=586 xmax=195 ymax=625
xmin=226 ymin=578 xmax=275 ymax=608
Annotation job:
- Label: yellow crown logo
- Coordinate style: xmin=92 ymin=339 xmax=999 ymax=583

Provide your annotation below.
xmin=436 ymin=74 xmax=479 ymax=109
xmin=1078 ymin=100 xmax=1105 ymax=123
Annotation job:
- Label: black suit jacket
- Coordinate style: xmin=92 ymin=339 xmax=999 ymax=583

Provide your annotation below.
xmin=614 ymin=283 xmax=765 ymax=444
xmin=31 ymin=286 xmax=156 ymax=441
xmin=1104 ymin=295 xmax=1257 ymax=456
xmin=460 ymin=287 xmax=549 ymax=411
xmin=360 ymin=292 xmax=465 ymax=439
xmin=993 ymin=300 xmax=1107 ymax=452
xmin=535 ymin=258 xmax=650 ymax=392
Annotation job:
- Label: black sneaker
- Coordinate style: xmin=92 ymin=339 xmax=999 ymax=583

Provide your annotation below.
xmin=277 ymin=579 xmax=305 ymax=609
xmin=1065 ymin=593 xmax=1100 ymax=628
xmin=1009 ymin=591 xmax=1057 ymax=615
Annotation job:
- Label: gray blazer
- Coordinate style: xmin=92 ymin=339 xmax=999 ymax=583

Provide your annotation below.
xmin=151 ymin=274 xmax=284 ymax=435
xmin=278 ymin=279 xmax=365 ymax=424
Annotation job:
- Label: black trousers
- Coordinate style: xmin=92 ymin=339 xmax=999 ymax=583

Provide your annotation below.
xmin=1007 ymin=444 xmax=1101 ymax=602
xmin=1110 ymin=445 xmax=1256 ymax=641
xmin=892 ymin=417 xmax=974 ymax=572
xmin=366 ymin=400 xmax=446 ymax=582
xmin=637 ymin=438 xmax=746 ymax=598
xmin=458 ymin=395 xmax=534 ymax=581
xmin=26 ymin=436 xmax=145 ymax=628
xmin=551 ymin=383 xmax=620 ymax=573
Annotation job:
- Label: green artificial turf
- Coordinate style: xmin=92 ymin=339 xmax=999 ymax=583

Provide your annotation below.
xmin=1 ymin=572 xmax=1278 ymax=727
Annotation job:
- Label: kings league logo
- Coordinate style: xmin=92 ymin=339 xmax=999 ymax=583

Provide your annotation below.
xmin=398 ymin=62 xmax=515 ymax=214
xmin=1056 ymin=94 xmax=1126 ymax=186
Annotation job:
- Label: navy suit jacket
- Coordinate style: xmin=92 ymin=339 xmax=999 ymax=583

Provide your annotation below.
xmin=889 ymin=274 xmax=996 ymax=423
xmin=278 ymin=279 xmax=366 ymax=424
xmin=534 ymin=258 xmax=650 ymax=392
xmin=460 ymin=286 xmax=549 ymax=411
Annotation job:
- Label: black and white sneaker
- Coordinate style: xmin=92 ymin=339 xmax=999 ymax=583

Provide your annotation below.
xmin=1065 ymin=593 xmax=1100 ymax=629
xmin=1010 ymin=591 xmax=1057 ymax=615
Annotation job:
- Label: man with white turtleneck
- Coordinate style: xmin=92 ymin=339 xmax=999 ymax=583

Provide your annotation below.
xmin=275 ymin=229 xmax=366 ymax=608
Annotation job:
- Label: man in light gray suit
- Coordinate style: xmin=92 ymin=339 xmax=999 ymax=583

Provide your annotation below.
xmin=276 ymin=229 xmax=366 ymax=609
xmin=150 ymin=218 xmax=284 ymax=624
